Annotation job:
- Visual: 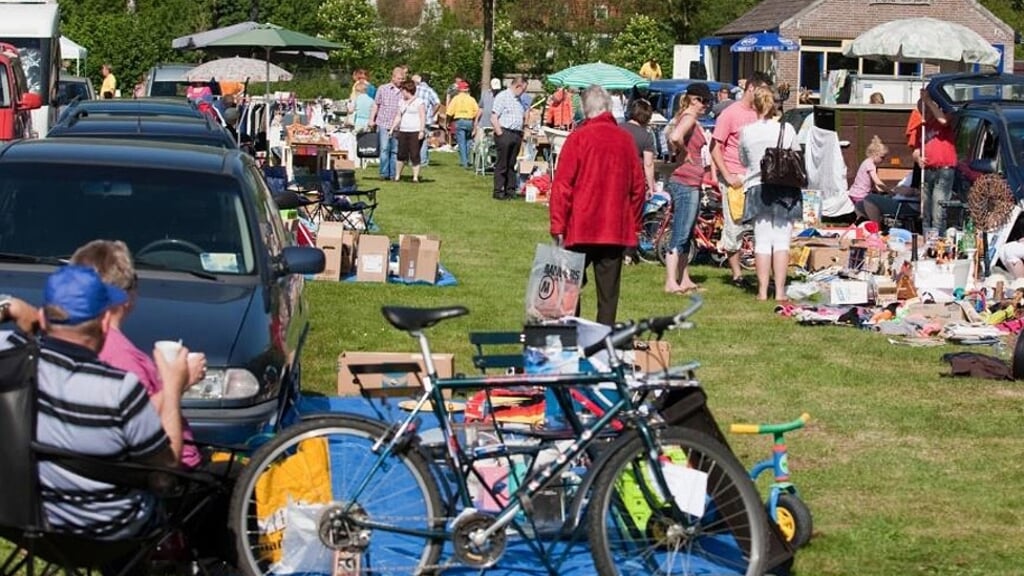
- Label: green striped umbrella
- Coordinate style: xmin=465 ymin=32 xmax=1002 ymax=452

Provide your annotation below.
xmin=547 ymin=62 xmax=650 ymax=91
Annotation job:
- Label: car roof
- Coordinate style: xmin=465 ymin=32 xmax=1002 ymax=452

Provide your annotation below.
xmin=646 ymin=79 xmax=737 ymax=93
xmin=927 ymin=72 xmax=1024 ymax=112
xmin=58 ymin=75 xmax=90 ymax=83
xmin=48 ymin=117 xmax=236 ymax=148
xmin=59 ymin=98 xmax=203 ymax=119
xmin=0 ymin=137 xmax=240 ymax=175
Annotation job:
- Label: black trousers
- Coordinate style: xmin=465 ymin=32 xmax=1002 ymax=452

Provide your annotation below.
xmin=493 ymin=130 xmax=522 ymax=195
xmin=574 ymin=244 xmax=626 ymax=326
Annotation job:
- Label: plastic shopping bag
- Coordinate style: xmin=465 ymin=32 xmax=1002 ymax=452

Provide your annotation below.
xmin=524 ymin=243 xmax=585 ymax=323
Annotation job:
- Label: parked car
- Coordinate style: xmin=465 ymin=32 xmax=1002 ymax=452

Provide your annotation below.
xmin=57 ymin=97 xmax=209 ymax=122
xmin=145 ymin=62 xmax=196 ymax=98
xmin=56 ymin=73 xmax=95 ymax=107
xmin=0 ymin=138 xmax=325 ymax=443
xmin=0 ymin=41 xmax=40 ymax=141
xmin=48 ymin=114 xmax=237 ymax=148
xmin=926 ymin=72 xmax=1024 ymax=200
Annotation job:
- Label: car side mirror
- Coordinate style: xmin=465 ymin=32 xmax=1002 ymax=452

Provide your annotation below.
xmin=969 ymin=158 xmax=997 ymax=174
xmin=18 ymin=92 xmax=42 ymax=111
xmin=278 ymin=246 xmax=324 ymax=276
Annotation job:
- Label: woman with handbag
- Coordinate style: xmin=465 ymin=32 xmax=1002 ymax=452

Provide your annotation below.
xmin=739 ymin=86 xmax=803 ymax=301
xmin=662 ymin=83 xmax=713 ymax=295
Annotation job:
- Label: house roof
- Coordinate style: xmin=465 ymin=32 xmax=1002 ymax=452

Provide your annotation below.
xmin=715 ymin=0 xmax=819 ymax=36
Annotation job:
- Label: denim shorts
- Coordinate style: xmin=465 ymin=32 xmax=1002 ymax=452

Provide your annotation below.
xmin=667 ymin=181 xmax=700 ymax=254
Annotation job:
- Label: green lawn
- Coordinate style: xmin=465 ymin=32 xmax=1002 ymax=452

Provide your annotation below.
xmin=302 ymin=152 xmax=1024 ymax=576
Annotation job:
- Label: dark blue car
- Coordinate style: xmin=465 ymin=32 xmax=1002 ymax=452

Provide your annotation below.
xmin=0 ymin=138 xmax=324 ymax=444
xmin=642 ymin=79 xmax=737 ymax=160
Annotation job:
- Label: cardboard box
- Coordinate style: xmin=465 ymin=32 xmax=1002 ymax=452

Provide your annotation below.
xmin=337 ymin=351 xmax=455 ymax=397
xmin=314 ymin=222 xmax=354 ymax=281
xmin=398 ymin=234 xmax=441 ymax=284
xmin=519 ymin=160 xmax=549 ymax=175
xmin=356 ymin=234 xmax=390 ymax=282
xmin=821 ymin=280 xmax=869 ymax=305
xmin=524 ymin=184 xmax=549 ymax=204
xmin=633 ymin=340 xmax=671 ymax=373
xmin=806 ymin=247 xmax=849 ymax=271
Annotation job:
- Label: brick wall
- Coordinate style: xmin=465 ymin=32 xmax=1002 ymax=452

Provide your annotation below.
xmin=766 ymin=0 xmax=1016 ymax=106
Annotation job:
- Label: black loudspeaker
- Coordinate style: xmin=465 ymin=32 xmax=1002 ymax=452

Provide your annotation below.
xmin=689 ymin=61 xmax=707 ymax=80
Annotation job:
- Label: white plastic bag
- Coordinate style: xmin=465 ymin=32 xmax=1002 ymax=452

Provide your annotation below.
xmin=276 ymin=501 xmax=333 ymax=575
xmin=524 ymin=243 xmax=585 ymax=322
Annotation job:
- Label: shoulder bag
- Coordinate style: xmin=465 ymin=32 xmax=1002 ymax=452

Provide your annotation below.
xmin=760 ymin=124 xmax=807 ymax=189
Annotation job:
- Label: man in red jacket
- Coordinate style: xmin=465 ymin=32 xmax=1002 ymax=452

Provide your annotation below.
xmin=550 ymin=85 xmax=646 ymax=326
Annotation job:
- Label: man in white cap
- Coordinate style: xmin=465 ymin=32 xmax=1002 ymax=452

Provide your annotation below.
xmin=477 ymin=77 xmax=501 ymax=135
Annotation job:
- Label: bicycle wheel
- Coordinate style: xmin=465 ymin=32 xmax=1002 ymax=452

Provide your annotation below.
xmin=230 ymin=416 xmax=444 ymax=576
xmin=738 ymin=230 xmax=756 ymax=271
xmin=638 ymin=211 xmax=668 ymax=264
xmin=587 ymin=428 xmax=767 ymax=576
xmin=774 ymin=493 xmax=813 ymax=550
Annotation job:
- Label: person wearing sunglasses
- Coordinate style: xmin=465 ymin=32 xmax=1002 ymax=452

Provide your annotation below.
xmin=663 ymin=82 xmax=713 ymax=295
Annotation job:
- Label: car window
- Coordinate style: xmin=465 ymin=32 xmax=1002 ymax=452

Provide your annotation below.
xmin=57 ymin=81 xmax=91 ymax=106
xmin=150 ymin=81 xmax=188 ymax=98
xmin=0 ymin=63 xmax=9 ymax=107
xmin=1010 ymin=121 xmax=1024 ymax=166
xmin=0 ymin=163 xmax=255 ymax=275
xmin=977 ymin=121 xmax=1000 ymax=164
xmin=242 ymin=165 xmax=287 ymax=256
xmin=955 ymin=116 xmax=981 ymax=159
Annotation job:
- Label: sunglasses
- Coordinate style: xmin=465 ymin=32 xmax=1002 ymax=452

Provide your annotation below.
xmin=691 ymin=95 xmax=707 ymax=104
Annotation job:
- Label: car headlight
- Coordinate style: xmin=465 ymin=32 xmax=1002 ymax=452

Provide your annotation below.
xmin=183 ymin=368 xmax=260 ymax=400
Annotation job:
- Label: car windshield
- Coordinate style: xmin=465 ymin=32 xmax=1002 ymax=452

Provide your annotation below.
xmin=939 ymin=78 xmax=1024 ymax=105
xmin=0 ymin=163 xmax=255 ymax=275
xmin=150 ymin=81 xmax=189 ymax=98
xmin=57 ymin=80 xmax=90 ymax=105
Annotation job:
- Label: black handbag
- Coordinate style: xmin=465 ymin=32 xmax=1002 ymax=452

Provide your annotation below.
xmin=760 ymin=124 xmax=806 ymax=189
xmin=356 ymin=131 xmax=380 ymax=159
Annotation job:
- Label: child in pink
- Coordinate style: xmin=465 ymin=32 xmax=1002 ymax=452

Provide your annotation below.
xmin=849 ymin=135 xmax=889 ymax=207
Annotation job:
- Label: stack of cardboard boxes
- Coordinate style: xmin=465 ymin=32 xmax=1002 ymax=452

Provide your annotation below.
xmin=312 ymin=224 xmax=442 ymax=285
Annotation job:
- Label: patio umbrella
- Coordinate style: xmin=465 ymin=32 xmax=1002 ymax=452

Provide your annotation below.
xmin=843 ymin=18 xmax=1001 ymax=66
xmin=729 ymin=32 xmax=799 ymax=53
xmin=547 ymin=62 xmax=649 ymax=91
xmin=204 ymin=23 xmax=342 ymax=146
xmin=186 ymin=57 xmax=293 ymax=83
xmin=172 ymin=22 xmax=329 ymax=62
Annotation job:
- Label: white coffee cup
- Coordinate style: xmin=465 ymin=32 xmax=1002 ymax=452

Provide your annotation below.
xmin=154 ymin=340 xmax=183 ymax=362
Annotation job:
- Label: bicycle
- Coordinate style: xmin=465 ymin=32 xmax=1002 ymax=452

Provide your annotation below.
xmin=640 ymin=183 xmax=756 ymax=269
xmin=228 ymin=297 xmax=774 ymax=575
xmin=730 ymin=413 xmax=814 ymax=550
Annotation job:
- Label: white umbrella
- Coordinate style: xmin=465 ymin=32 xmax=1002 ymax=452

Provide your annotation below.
xmin=186 ymin=57 xmax=293 ymax=83
xmin=843 ymin=18 xmax=1001 ymax=66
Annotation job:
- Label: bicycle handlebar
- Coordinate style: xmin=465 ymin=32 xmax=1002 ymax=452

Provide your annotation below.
xmin=730 ymin=412 xmax=810 ymax=435
xmin=582 ymin=296 xmax=703 ymax=358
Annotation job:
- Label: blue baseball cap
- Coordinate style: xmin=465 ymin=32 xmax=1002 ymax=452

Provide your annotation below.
xmin=43 ymin=265 xmax=129 ymax=324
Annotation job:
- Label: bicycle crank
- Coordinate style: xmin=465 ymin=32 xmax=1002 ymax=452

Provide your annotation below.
xmin=318 ymin=503 xmax=371 ymax=551
xmin=451 ymin=511 xmax=506 ymax=568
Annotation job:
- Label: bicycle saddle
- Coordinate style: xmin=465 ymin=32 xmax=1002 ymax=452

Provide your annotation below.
xmin=382 ymin=306 xmax=469 ymax=331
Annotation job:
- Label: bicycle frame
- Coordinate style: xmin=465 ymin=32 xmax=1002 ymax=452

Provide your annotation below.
xmin=341 ymin=329 xmax=681 ymax=554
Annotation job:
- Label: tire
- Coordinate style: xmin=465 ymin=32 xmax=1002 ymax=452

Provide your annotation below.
xmin=655 ymin=226 xmax=672 ymax=266
xmin=230 ymin=416 xmax=444 ymax=576
xmin=639 ymin=211 xmax=669 ymax=264
xmin=738 ymin=230 xmax=756 ymax=271
xmin=774 ymin=493 xmax=813 ymax=550
xmin=587 ymin=428 xmax=768 ymax=576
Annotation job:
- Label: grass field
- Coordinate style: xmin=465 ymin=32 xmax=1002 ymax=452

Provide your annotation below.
xmin=301 ymin=151 xmax=1024 ymax=575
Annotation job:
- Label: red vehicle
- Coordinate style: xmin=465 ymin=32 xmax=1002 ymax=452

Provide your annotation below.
xmin=0 ymin=42 xmax=41 ymax=142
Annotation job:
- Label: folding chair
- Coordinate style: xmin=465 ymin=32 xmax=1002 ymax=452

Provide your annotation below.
xmin=472 ymin=127 xmax=497 ymax=176
xmin=305 ymin=170 xmax=379 ymax=230
xmin=0 ymin=339 xmax=233 ymax=576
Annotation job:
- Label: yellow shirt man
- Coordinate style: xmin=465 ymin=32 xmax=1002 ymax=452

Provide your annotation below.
xmin=447 ymin=90 xmax=479 ymax=120
xmin=100 ymin=64 xmax=117 ymax=98
xmin=639 ymin=59 xmax=662 ymax=80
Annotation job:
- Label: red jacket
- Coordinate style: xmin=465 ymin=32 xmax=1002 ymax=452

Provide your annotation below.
xmin=550 ymin=112 xmax=645 ymax=248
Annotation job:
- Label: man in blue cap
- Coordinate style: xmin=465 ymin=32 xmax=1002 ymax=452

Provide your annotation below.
xmin=0 ymin=265 xmax=191 ymax=539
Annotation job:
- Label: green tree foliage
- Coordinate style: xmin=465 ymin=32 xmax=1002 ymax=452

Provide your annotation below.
xmin=261 ymin=0 xmax=324 ymax=34
xmin=208 ymin=0 xmax=255 ymax=29
xmin=408 ymin=6 xmax=482 ymax=88
xmin=606 ymin=15 xmax=673 ymax=73
xmin=317 ymin=0 xmax=384 ymax=72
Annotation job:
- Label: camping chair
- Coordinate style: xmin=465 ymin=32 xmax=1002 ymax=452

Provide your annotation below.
xmin=262 ymin=165 xmax=289 ymax=196
xmin=472 ymin=127 xmax=497 ymax=175
xmin=541 ymin=126 xmax=570 ymax=177
xmin=0 ymin=339 xmax=233 ymax=576
xmin=305 ymin=170 xmax=379 ymax=230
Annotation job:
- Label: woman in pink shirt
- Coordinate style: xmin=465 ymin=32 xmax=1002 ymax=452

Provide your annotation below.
xmin=849 ymin=136 xmax=889 ymax=216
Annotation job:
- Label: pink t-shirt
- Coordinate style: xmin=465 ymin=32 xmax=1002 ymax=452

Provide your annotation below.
xmin=848 ymin=158 xmax=877 ymax=202
xmin=712 ymin=101 xmax=758 ymax=176
xmin=100 ymin=328 xmax=201 ymax=469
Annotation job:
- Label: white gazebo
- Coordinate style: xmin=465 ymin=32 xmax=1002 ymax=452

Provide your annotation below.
xmin=59 ymin=36 xmax=87 ymax=75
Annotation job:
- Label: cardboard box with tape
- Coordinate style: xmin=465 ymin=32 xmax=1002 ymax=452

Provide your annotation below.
xmin=356 ymin=234 xmax=390 ymax=282
xmin=337 ymin=351 xmax=455 ymax=397
xmin=398 ymin=234 xmax=441 ymax=284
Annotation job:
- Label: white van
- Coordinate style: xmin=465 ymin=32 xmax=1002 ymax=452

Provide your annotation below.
xmin=0 ymin=0 xmax=60 ymax=137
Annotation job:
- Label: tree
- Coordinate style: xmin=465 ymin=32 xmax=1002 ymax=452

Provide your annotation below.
xmin=408 ymin=6 xmax=482 ymax=87
xmin=606 ymin=15 xmax=673 ymax=73
xmin=317 ymin=0 xmax=384 ymax=72
xmin=262 ymin=0 xmax=325 ymax=34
